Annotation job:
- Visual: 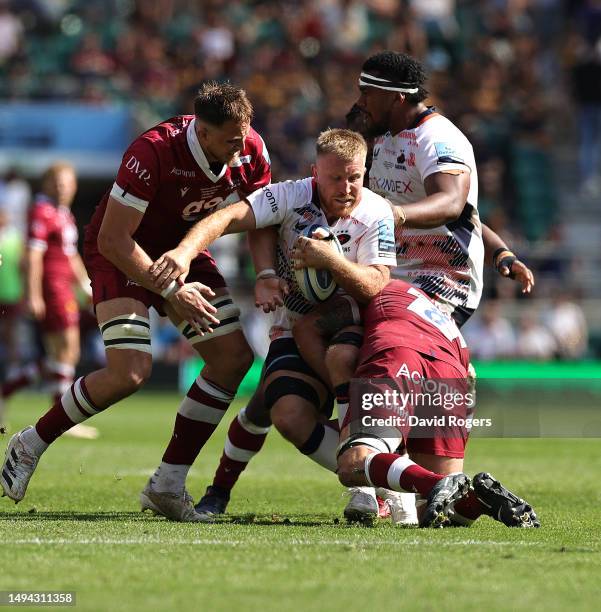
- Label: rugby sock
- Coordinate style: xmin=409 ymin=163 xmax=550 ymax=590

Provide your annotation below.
xmin=20 ymin=426 xmax=49 ymax=456
xmin=334 ymin=383 xmax=350 ymax=428
xmin=366 ymin=453 xmax=443 ymax=497
xmin=212 ymin=407 xmax=271 ymax=490
xmin=44 ymin=360 xmax=75 ymax=403
xmin=1 ymin=363 xmax=40 ymax=399
xmin=160 ymin=375 xmax=234 ymax=491
xmin=152 ymin=463 xmax=191 ymax=494
xmin=34 ymin=376 xmax=103 ymax=445
xmin=298 ymin=420 xmax=339 ymax=472
xmin=451 ymin=490 xmax=489 ymax=525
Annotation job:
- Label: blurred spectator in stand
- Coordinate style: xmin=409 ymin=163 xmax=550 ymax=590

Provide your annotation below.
xmin=1 ymin=169 xmax=31 ymax=239
xmin=571 ymin=36 xmax=601 ymax=195
xmin=515 ymin=310 xmax=557 ymax=360
xmin=543 ymin=292 xmax=589 ymax=359
xmin=0 ymin=0 xmax=23 ymax=64
xmin=463 ymin=300 xmax=516 ymax=361
xmin=0 ymin=209 xmax=24 ymax=389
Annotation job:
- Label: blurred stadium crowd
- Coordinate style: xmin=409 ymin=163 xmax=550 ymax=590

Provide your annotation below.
xmin=1 ymin=0 xmax=600 ymax=364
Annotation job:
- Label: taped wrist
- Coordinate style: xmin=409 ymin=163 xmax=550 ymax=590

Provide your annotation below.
xmin=493 ymin=247 xmax=517 ymax=277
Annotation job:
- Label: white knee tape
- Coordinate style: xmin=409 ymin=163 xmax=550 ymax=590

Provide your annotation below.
xmin=178 ymin=293 xmax=242 ymax=344
xmin=100 ymin=314 xmax=152 ymax=353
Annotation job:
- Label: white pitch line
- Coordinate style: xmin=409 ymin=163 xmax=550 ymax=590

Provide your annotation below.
xmin=3 ymin=538 xmax=551 ymax=548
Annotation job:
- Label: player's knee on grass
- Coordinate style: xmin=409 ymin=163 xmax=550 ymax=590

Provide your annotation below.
xmin=337 ymin=445 xmax=371 ymax=487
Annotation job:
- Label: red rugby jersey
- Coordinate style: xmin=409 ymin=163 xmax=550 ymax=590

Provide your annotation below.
xmin=28 ymin=195 xmax=78 ymax=284
xmin=359 ymin=279 xmax=470 ymax=369
xmin=84 ymin=115 xmax=271 ymax=261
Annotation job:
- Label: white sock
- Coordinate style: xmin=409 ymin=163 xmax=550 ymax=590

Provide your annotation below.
xmin=21 ymin=426 xmax=49 ymax=456
xmin=152 ymin=462 xmax=191 ymax=493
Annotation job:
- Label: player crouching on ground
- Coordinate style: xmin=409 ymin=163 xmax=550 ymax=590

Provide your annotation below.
xmin=334 ymin=280 xmax=540 ymax=528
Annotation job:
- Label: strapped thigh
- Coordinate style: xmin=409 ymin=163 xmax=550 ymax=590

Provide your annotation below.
xmin=178 ymin=292 xmax=242 ymax=345
xmin=100 ymin=314 xmax=151 ymax=353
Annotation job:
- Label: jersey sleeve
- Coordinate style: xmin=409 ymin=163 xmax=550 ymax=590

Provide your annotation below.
xmin=27 ymin=206 xmax=51 ymax=252
xmin=110 ymin=137 xmax=160 ymax=214
xmin=416 ymin=129 xmax=471 ymax=183
xmin=246 ymin=134 xmax=272 ymax=193
xmin=246 ymin=180 xmax=300 ymax=228
xmin=356 ymin=214 xmax=397 ymax=267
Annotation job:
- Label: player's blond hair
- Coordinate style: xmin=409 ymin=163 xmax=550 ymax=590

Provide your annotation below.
xmin=194 ymin=81 xmax=253 ymax=126
xmin=41 ymin=161 xmax=76 ymax=190
xmin=316 ymin=128 xmax=367 ymax=162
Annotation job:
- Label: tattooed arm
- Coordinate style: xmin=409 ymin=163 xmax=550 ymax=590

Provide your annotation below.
xmin=292 ymin=296 xmax=363 ymax=391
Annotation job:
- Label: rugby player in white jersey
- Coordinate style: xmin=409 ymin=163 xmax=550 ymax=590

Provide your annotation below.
xmin=293 ymin=51 xmax=537 ymax=526
xmin=149 ymin=129 xmax=398 ymax=519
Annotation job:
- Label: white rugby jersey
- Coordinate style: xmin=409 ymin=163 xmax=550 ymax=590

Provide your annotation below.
xmin=369 ymin=109 xmax=484 ymax=314
xmin=247 ymin=177 xmax=396 ymax=336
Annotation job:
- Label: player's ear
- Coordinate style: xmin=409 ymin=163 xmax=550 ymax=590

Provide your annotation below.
xmin=311 ymin=164 xmax=317 ymax=180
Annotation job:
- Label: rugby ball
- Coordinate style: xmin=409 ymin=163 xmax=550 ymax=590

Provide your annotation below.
xmin=294 ymin=224 xmax=344 ymax=303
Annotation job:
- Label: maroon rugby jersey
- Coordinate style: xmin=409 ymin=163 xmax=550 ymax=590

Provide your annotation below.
xmin=28 ymin=195 xmax=78 ymax=283
xmin=359 ymin=280 xmax=470 ymax=368
xmin=84 ymin=115 xmax=271 ymax=262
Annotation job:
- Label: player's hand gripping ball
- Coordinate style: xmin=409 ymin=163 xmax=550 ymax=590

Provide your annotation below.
xmin=294 ymin=224 xmax=343 ymax=303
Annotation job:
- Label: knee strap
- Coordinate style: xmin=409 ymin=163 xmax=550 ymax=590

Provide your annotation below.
xmin=336 ymin=433 xmax=393 ymax=459
xmin=100 ymin=314 xmax=151 ymax=353
xmin=264 ymin=376 xmax=320 ymax=411
xmin=178 ymin=293 xmax=242 ymax=344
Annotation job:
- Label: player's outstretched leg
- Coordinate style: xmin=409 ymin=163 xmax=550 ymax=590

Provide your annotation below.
xmin=1 ymin=427 xmax=40 ymax=502
xmin=1 ymin=301 xmax=153 ymax=504
xmin=451 ymin=472 xmax=540 ymax=528
xmin=147 ymin=302 xmax=253 ymax=522
xmin=338 ymin=442 xmax=471 ymax=528
xmin=195 ymin=394 xmax=271 ymax=517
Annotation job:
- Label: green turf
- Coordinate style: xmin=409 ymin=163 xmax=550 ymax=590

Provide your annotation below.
xmin=0 ymin=392 xmax=600 ymax=612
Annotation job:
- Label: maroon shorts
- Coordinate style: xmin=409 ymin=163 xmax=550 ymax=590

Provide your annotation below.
xmin=41 ymin=284 xmax=80 ymax=333
xmin=85 ymin=251 xmax=226 ymax=315
xmin=346 ymin=345 xmax=470 ymax=459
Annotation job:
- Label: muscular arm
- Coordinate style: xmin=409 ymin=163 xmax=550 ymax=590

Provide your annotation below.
xmin=176 ymin=201 xmax=257 ymax=259
xmin=293 ymin=236 xmax=390 ymax=303
xmin=98 ymin=197 xmax=219 ymax=329
xmin=248 ymin=226 xmax=289 ymax=312
xmin=97 ymin=196 xmax=166 ymax=294
xmin=70 ymin=252 xmax=91 ymax=296
xmin=482 ymin=223 xmax=535 ymax=293
xmin=248 ymin=226 xmax=278 ymax=273
xmin=150 ymin=201 xmax=258 ymax=290
xmin=25 ymin=247 xmax=45 ymax=318
xmin=395 ymin=171 xmax=470 ymax=229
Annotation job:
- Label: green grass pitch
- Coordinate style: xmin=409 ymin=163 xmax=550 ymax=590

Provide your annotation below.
xmin=0 ymin=392 xmax=600 ymax=611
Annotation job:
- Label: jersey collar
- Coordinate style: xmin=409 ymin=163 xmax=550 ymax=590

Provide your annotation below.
xmin=186 ymin=118 xmax=227 ymax=183
xmin=407 ymin=106 xmax=438 ymax=130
